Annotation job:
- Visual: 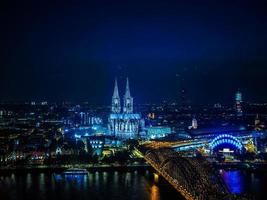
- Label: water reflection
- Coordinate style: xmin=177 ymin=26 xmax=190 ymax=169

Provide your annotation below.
xmin=39 ymin=173 xmax=45 ymax=198
xmin=88 ymin=172 xmax=93 ymax=187
xmin=0 ymin=171 xmax=184 ymax=200
xmin=113 ymin=171 xmax=118 ymax=185
xmin=221 ymin=170 xmax=244 ymax=194
xmin=125 ymin=172 xmax=131 ymax=187
xmin=26 ymin=173 xmax=32 ymax=190
xmin=150 ymin=184 xmax=160 ymax=200
xmin=95 ymin=171 xmax=99 ymax=190
xmin=83 ymin=173 xmax=88 ymax=188
xmin=103 ymin=172 xmax=108 ymax=185
xmin=64 ymin=174 xmax=86 ymax=191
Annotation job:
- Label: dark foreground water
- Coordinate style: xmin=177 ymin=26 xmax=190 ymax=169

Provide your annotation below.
xmin=0 ymin=170 xmax=182 ymax=200
xmin=0 ymin=169 xmax=266 ymax=200
xmin=220 ymin=169 xmax=267 ymax=200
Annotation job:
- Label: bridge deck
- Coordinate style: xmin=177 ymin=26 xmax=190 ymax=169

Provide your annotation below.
xmin=136 ymin=146 xmax=248 ymax=200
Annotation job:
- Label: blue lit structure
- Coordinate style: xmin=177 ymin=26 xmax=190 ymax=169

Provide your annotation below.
xmin=235 ymin=91 xmax=242 ymax=102
xmin=210 ymin=134 xmax=243 ymax=153
xmin=109 ymin=113 xmax=141 ymax=120
xmin=147 ymin=126 xmax=172 ymax=139
xmin=69 ymin=126 xmax=108 ymax=139
xmin=108 ymin=78 xmax=144 ymax=139
xmin=111 ymin=79 xmax=121 ymax=113
xmin=80 ymin=112 xmax=102 ymax=126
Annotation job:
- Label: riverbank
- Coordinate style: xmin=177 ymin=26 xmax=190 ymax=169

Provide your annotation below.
xmin=213 ymin=162 xmax=267 ymax=172
xmin=2 ymin=161 xmax=267 ymax=174
xmin=0 ymin=164 xmax=151 ymax=174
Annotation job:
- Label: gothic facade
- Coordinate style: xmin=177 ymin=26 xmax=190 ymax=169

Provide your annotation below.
xmin=108 ymin=78 xmax=143 ymax=139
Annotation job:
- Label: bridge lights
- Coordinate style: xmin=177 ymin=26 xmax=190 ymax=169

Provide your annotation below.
xmin=153 ymin=173 xmax=159 ymax=183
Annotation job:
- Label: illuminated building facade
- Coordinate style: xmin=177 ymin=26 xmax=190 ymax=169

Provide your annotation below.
xmin=108 ymin=78 xmax=143 ymax=139
xmin=254 ymin=114 xmax=265 ymax=131
xmin=88 ymin=136 xmax=105 ymax=155
xmin=192 ymin=118 xmax=198 ymax=129
xmin=80 ymin=112 xmax=102 ymax=126
xmin=147 ymin=126 xmax=172 ymax=139
xmin=188 ymin=117 xmax=198 ymax=129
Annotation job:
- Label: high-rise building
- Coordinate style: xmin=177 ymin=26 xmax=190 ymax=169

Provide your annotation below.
xmin=188 ymin=117 xmax=198 ymax=129
xmin=108 ymin=78 xmax=144 ymax=139
xmin=80 ymin=112 xmax=87 ymax=125
xmin=192 ymin=118 xmax=198 ymax=129
xmin=254 ymin=114 xmax=265 ymax=131
xmin=235 ymin=90 xmax=243 ymax=117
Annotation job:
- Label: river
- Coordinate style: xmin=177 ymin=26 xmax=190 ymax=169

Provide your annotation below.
xmin=0 ymin=169 xmax=266 ymax=200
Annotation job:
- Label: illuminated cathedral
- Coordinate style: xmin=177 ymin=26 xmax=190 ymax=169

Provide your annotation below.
xmin=108 ymin=78 xmax=143 ymax=139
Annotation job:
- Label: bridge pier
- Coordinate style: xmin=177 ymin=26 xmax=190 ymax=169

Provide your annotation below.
xmin=153 ymin=173 xmax=159 ymax=183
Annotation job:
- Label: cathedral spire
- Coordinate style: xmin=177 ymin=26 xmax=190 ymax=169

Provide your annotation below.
xmin=113 ymin=78 xmax=119 ymax=98
xmin=123 ymin=77 xmax=133 ymax=113
xmin=125 ymin=77 xmax=131 ymax=97
xmin=111 ymin=78 xmax=121 ymax=113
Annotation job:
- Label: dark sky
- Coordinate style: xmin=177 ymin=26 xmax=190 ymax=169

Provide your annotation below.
xmin=0 ymin=0 xmax=266 ymax=104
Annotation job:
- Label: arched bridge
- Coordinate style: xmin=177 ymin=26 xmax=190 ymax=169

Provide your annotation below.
xmin=137 ymin=147 xmax=247 ymax=200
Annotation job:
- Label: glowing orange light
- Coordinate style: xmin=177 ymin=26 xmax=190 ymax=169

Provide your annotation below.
xmin=150 ymin=184 xmax=160 ymax=200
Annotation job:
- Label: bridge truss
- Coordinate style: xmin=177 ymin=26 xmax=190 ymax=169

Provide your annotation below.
xmin=138 ymin=147 xmax=248 ymax=200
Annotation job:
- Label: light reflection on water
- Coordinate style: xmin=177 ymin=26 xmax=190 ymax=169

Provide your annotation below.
xmin=26 ymin=173 xmax=32 ymax=190
xmin=150 ymin=184 xmax=160 ymax=200
xmin=0 ymin=171 xmax=181 ymax=200
xmin=103 ymin=172 xmax=108 ymax=185
xmin=221 ymin=170 xmax=244 ymax=194
xmin=220 ymin=169 xmax=267 ymax=200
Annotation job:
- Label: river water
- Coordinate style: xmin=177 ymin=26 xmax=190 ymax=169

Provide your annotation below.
xmin=0 ymin=170 xmax=266 ymax=200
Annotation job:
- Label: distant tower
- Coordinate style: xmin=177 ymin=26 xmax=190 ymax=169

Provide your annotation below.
xmin=255 ymin=114 xmax=260 ymax=125
xmin=181 ymin=88 xmax=186 ymax=107
xmin=192 ymin=117 xmax=198 ymax=129
xmin=235 ymin=90 xmax=243 ymax=117
xmin=123 ymin=78 xmax=133 ymax=113
xmin=255 ymin=114 xmax=261 ymax=130
xmin=111 ymin=79 xmax=121 ymax=113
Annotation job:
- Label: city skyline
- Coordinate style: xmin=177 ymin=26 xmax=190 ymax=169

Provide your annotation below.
xmin=0 ymin=76 xmax=261 ymax=106
xmin=1 ymin=1 xmax=267 ymax=200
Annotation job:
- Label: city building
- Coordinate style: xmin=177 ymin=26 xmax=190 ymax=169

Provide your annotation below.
xmin=87 ymin=135 xmax=105 ymax=155
xmin=146 ymin=126 xmax=172 ymax=139
xmin=188 ymin=117 xmax=198 ymax=129
xmin=254 ymin=114 xmax=265 ymax=131
xmin=108 ymin=78 xmax=144 ymax=139
xmin=235 ymin=90 xmax=243 ymax=117
xmin=80 ymin=112 xmax=102 ymax=126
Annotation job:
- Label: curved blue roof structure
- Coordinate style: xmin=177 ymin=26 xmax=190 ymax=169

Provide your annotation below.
xmin=210 ymin=134 xmax=243 ymax=152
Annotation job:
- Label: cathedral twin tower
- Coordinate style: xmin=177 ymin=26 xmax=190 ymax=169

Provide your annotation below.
xmin=111 ymin=78 xmax=133 ymax=114
xmin=109 ymin=78 xmax=142 ymax=139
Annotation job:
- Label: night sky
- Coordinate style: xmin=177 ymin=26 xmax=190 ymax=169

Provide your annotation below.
xmin=0 ymin=0 xmax=266 ymax=104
